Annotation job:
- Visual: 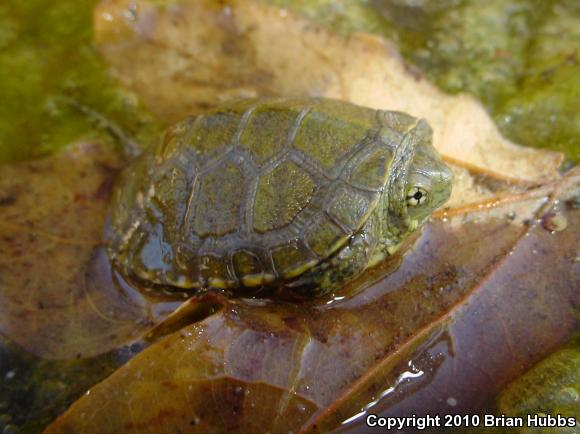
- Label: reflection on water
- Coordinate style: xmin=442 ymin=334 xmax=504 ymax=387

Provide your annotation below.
xmin=339 ymin=328 xmax=448 ymax=430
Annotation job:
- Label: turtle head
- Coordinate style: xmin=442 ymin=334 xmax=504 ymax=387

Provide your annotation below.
xmin=404 ymin=125 xmax=453 ymax=227
xmin=380 ymin=115 xmax=453 ymax=243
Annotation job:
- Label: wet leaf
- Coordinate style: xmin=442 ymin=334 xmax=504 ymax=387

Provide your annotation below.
xmin=0 ymin=143 xmax=181 ymax=359
xmin=93 ymin=0 xmax=563 ymax=183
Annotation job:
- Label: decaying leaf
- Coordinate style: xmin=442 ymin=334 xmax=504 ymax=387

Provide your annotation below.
xmin=93 ymin=0 xmax=563 ymax=185
xmin=0 ymin=143 xmax=181 ymax=359
xmin=43 ymin=168 xmax=579 ymax=433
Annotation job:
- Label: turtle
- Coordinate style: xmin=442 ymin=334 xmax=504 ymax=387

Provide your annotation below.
xmin=107 ymin=98 xmax=453 ymax=297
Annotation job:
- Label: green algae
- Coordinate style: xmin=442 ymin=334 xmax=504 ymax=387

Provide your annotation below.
xmin=0 ymin=336 xmax=142 ymax=434
xmin=496 ymin=333 xmax=580 ymax=433
xmin=263 ymin=0 xmax=579 ymax=163
xmin=0 ymin=0 xmax=162 ymax=164
xmin=495 ymin=0 xmax=580 ymax=163
xmin=265 ymin=0 xmax=393 ymax=37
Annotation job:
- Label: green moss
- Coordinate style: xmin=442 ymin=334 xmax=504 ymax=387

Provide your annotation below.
xmin=0 ymin=0 xmax=162 ymax=163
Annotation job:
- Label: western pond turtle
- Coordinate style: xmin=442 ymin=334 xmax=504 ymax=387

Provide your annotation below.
xmin=107 ymin=98 xmax=453 ymax=296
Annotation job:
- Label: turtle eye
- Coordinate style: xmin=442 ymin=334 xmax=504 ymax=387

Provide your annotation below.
xmin=406 ymin=187 xmax=428 ymax=207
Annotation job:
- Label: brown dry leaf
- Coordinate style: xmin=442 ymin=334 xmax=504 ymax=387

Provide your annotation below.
xmin=0 ymin=143 xmax=181 ymax=360
xmin=94 ymin=0 xmax=563 ymax=185
xmin=44 ymin=167 xmax=579 ymax=433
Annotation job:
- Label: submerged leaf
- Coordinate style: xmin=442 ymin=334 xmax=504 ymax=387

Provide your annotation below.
xmin=0 ymin=143 xmax=181 ymax=359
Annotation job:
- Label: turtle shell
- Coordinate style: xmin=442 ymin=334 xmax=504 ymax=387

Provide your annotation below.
xmin=108 ymin=98 xmax=404 ymax=291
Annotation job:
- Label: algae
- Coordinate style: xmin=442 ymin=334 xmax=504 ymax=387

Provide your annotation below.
xmin=0 ymin=0 xmax=162 ymax=163
xmin=497 ymin=333 xmax=580 ymax=433
xmin=0 ymin=335 xmax=141 ymax=434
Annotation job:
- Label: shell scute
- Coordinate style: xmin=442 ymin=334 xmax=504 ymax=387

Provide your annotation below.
xmin=131 ymin=223 xmax=173 ymax=280
xmin=193 ymin=161 xmax=244 ymax=237
xmin=189 ymin=98 xmax=260 ymax=153
xmin=305 ymin=217 xmax=349 ymax=257
xmin=327 ymin=188 xmax=373 ymax=231
xmin=199 ymin=112 xmax=237 ymax=148
xmin=149 ymin=167 xmax=190 ymax=237
xmin=200 ymin=254 xmax=235 ymax=288
xmin=292 ymin=102 xmax=375 ymax=173
xmin=271 ymin=240 xmax=317 ymax=278
xmin=238 ymin=103 xmax=298 ymax=166
xmin=157 ymin=117 xmax=196 ymax=163
xmin=232 ymin=250 xmax=265 ymax=282
xmin=253 ymin=160 xmax=317 ymax=233
xmin=348 ymin=146 xmax=394 ymax=191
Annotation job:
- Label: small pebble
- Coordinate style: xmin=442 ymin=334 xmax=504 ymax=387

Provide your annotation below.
xmin=542 ymin=212 xmax=567 ymax=232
